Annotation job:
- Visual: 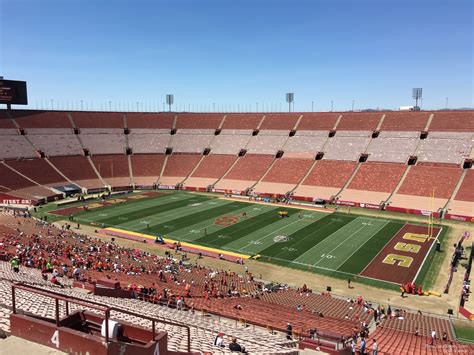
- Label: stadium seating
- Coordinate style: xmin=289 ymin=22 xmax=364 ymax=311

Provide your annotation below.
xmin=339 ymin=162 xmax=407 ymax=205
xmin=91 ymin=154 xmax=132 ymax=187
xmin=184 ymin=154 xmax=238 ymax=189
xmin=11 ymin=110 xmax=73 ymax=128
xmin=27 ymin=129 xmax=84 ymax=156
xmin=429 ymin=111 xmax=474 ymax=132
xmin=296 ymin=112 xmax=340 ymax=130
xmin=336 ymin=112 xmax=383 ymax=131
xmin=417 ymin=132 xmax=472 ymax=164
xmin=283 ymin=131 xmax=328 ymax=158
xmin=379 ymin=111 xmax=431 ymax=131
xmin=259 ymin=113 xmax=300 ymax=130
xmin=175 ymin=113 xmax=224 ymax=129
xmin=128 ymin=129 xmax=171 ymax=154
xmin=71 ymin=112 xmax=124 ymax=128
xmin=366 ymin=131 xmax=419 ymax=163
xmin=4 ymin=158 xmax=68 ymax=186
xmin=389 ymin=163 xmax=463 ymax=212
xmin=446 ymin=169 xmax=474 ymax=218
xmin=294 ymin=160 xmax=357 ymax=200
xmin=246 ymin=130 xmax=289 ymax=155
xmin=160 ymin=154 xmax=202 ymax=186
xmin=221 ymin=113 xmax=263 ymax=129
xmin=80 ymin=128 xmax=126 ymax=155
xmin=0 ymin=135 xmax=36 ymax=159
xmin=170 ymin=129 xmax=214 ymax=153
xmin=209 ymin=129 xmax=252 ymax=155
xmin=131 ymin=154 xmax=166 ymax=186
xmin=48 ymin=155 xmax=102 ymax=189
xmin=323 ymin=131 xmax=371 ymax=161
xmin=0 ymin=163 xmax=55 ymax=200
xmin=126 ymin=112 xmax=175 ymax=129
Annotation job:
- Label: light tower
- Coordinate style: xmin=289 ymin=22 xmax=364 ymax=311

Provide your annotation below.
xmin=412 ymin=88 xmax=422 ymax=110
xmin=166 ymin=94 xmax=174 ymax=112
xmin=286 ymin=92 xmax=294 ymax=112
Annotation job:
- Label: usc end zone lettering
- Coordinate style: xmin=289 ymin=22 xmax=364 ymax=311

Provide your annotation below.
xmin=382 ymin=233 xmax=428 ymax=268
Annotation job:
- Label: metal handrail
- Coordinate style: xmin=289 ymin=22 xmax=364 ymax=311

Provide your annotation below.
xmin=11 ymin=283 xmax=191 ymax=352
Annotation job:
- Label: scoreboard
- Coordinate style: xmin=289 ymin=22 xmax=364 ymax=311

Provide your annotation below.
xmin=0 ymin=79 xmax=28 ymax=105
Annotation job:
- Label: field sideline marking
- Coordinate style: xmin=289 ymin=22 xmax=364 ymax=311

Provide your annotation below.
xmin=412 ymin=226 xmax=443 ymax=283
xmin=103 ymin=227 xmax=252 ymax=260
xmin=218 ymin=196 xmax=333 ymax=214
xmin=320 ymin=221 xmax=390 ymax=269
xmin=261 ymin=255 xmax=400 ymax=285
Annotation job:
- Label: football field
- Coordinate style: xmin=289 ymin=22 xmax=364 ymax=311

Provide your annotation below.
xmin=49 ymin=191 xmax=443 ymax=287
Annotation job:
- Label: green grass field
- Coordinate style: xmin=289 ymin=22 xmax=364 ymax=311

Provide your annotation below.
xmin=44 ymin=191 xmax=442 ymax=289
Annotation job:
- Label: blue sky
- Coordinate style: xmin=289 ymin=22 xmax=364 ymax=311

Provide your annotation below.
xmin=1 ymin=0 xmax=472 ymax=111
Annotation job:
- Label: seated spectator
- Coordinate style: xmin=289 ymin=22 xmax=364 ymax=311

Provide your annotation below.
xmin=213 ymin=332 xmax=225 ymax=347
xmin=229 ymin=336 xmax=246 ymax=353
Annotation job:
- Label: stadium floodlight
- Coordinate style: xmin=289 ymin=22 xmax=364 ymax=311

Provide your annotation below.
xmin=286 ymin=92 xmax=294 ymax=112
xmin=412 ymin=88 xmax=422 ymax=110
xmin=166 ymin=94 xmax=174 ymax=112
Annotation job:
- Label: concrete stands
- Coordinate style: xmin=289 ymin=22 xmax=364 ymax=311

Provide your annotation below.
xmin=184 ymin=154 xmax=237 ymax=188
xmin=91 ymin=155 xmax=132 ymax=187
xmin=336 ymin=113 xmax=383 ymax=131
xmin=221 ymin=114 xmax=263 ymax=130
xmin=294 ymin=160 xmax=357 ymax=200
xmin=27 ymin=129 xmax=84 ymax=156
xmin=339 ymin=162 xmax=407 ymax=205
xmin=49 ymin=156 xmax=102 ymax=189
xmin=131 ymin=154 xmax=166 ymax=186
xmin=260 ymin=114 xmax=300 ymax=130
xmin=80 ymin=128 xmax=126 ymax=155
xmin=447 ymin=169 xmax=474 ymax=218
xmin=417 ymin=132 xmax=472 ymax=165
xmin=246 ymin=130 xmax=288 ymax=155
xmin=175 ymin=113 xmax=224 ymax=129
xmin=323 ymin=131 xmax=371 ymax=161
xmin=72 ymin=112 xmax=124 ymax=128
xmin=4 ymin=158 xmax=68 ymax=187
xmin=170 ymin=129 xmax=214 ymax=153
xmin=367 ymin=131 xmax=418 ymax=163
xmin=296 ymin=113 xmax=340 ymax=130
xmin=209 ymin=130 xmax=252 ymax=155
xmin=429 ymin=111 xmax=474 ymax=132
xmin=0 ymin=134 xmax=36 ymax=159
xmin=128 ymin=129 xmax=171 ymax=154
xmin=126 ymin=113 xmax=175 ymax=129
xmin=379 ymin=112 xmax=431 ymax=131
xmin=283 ymin=131 xmax=328 ymax=158
xmin=160 ymin=154 xmax=202 ymax=186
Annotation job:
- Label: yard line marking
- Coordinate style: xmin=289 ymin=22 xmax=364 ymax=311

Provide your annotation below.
xmin=237 ymin=211 xmax=319 ymax=252
xmin=312 ymin=224 xmax=368 ymax=266
xmin=331 ymin=219 xmax=389 ymax=270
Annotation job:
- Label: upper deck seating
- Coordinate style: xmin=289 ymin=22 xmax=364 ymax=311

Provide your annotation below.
xmin=71 ymin=112 xmax=124 ymax=128
xmin=126 ymin=113 xmax=175 ymax=129
xmin=224 ymin=154 xmax=274 ymax=181
xmin=336 ymin=113 xmax=383 ymax=131
xmin=175 ymin=113 xmax=224 ymax=129
xmin=323 ymin=131 xmax=371 ymax=161
xmin=262 ymin=158 xmax=314 ymax=184
xmin=259 ymin=113 xmax=300 ymax=130
xmin=80 ymin=128 xmax=126 ymax=154
xmin=347 ymin=162 xmax=406 ymax=192
xmin=0 ymin=135 xmax=36 ymax=159
xmin=209 ymin=129 xmax=252 ymax=154
xmin=246 ymin=130 xmax=288 ymax=155
xmin=296 ymin=113 xmax=340 ymax=130
xmin=11 ymin=110 xmax=73 ymax=128
xmin=380 ymin=111 xmax=430 ymax=131
xmin=4 ymin=158 xmax=67 ymax=186
xmin=417 ymin=132 xmax=472 ymax=164
xmin=283 ymin=131 xmax=328 ymax=158
xmin=221 ymin=113 xmax=263 ymax=130
xmin=190 ymin=154 xmax=237 ymax=178
xmin=27 ymin=129 xmax=84 ymax=156
xmin=0 ymin=113 xmax=15 ymax=128
xmin=397 ymin=163 xmax=462 ymax=199
xmin=128 ymin=129 xmax=171 ymax=154
xmin=366 ymin=131 xmax=419 ymax=163
xmin=170 ymin=129 xmax=214 ymax=153
xmin=429 ymin=111 xmax=474 ymax=132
